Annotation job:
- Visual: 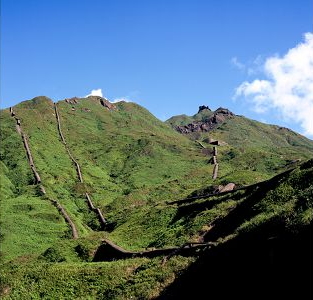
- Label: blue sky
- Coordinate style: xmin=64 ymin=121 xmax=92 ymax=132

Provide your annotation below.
xmin=1 ymin=0 xmax=313 ymax=138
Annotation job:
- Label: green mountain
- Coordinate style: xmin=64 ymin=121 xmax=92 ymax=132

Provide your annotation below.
xmin=167 ymin=105 xmax=313 ymax=184
xmin=0 ymin=96 xmax=312 ymax=299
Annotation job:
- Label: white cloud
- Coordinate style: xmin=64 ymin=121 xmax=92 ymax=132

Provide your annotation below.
xmin=231 ymin=55 xmax=264 ymax=76
xmin=111 ymin=97 xmax=131 ymax=103
xmin=235 ymin=32 xmax=313 ymax=137
xmin=231 ymin=57 xmax=245 ymax=70
xmin=112 ymin=91 xmax=141 ymax=103
xmin=247 ymin=55 xmax=264 ymax=76
xmin=86 ymin=89 xmax=103 ymax=97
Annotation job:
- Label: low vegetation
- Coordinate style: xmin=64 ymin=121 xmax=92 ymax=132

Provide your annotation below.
xmin=0 ymin=96 xmax=312 ymax=299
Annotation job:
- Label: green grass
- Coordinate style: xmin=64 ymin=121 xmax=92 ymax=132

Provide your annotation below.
xmin=0 ymin=256 xmax=194 ymax=299
xmin=12 ymin=98 xmax=96 ymax=236
xmin=166 ymin=109 xmax=313 ymax=185
xmin=57 ymin=98 xmax=211 ymax=201
xmin=1 ymin=96 xmax=312 ymax=299
xmin=0 ymin=110 xmax=34 ymax=190
xmin=0 ymin=191 xmax=69 ymax=263
xmin=236 ymin=164 xmax=313 ymax=235
xmin=0 ymin=109 xmax=69 ymax=263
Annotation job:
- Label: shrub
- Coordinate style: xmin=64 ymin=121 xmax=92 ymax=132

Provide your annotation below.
xmin=40 ymin=247 xmax=66 ymax=263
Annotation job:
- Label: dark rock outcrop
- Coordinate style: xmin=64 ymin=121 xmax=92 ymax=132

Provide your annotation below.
xmin=174 ymin=107 xmax=234 ymax=134
xmin=198 ymin=105 xmax=211 ymax=113
xmin=65 ymin=97 xmax=79 ymax=104
xmin=99 ymin=98 xmax=117 ymax=111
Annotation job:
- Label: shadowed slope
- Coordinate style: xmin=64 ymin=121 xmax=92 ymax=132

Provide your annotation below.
xmin=157 ymin=160 xmax=313 ymax=299
xmin=157 ymin=223 xmax=312 ymax=300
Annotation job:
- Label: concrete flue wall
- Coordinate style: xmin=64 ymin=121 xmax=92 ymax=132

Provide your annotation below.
xmin=212 ymin=146 xmax=218 ymax=179
xmin=54 ymin=103 xmax=107 ymax=228
xmin=212 ymin=163 xmax=219 ymax=180
xmin=54 ymin=104 xmax=84 ymax=182
xmin=12 ymin=112 xmax=42 ymax=184
xmin=52 ymin=199 xmax=79 ymax=239
xmin=213 ymin=146 xmax=217 ymax=156
xmin=93 ymin=238 xmax=214 ymax=262
xmin=10 ymin=107 xmax=78 ymax=239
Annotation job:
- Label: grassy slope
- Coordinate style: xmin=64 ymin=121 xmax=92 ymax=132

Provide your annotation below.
xmin=57 ymin=98 xmax=211 ymax=201
xmin=209 ymin=116 xmax=312 ymax=185
xmin=56 ymin=97 xmax=214 ymax=248
xmin=1 ymin=97 xmax=312 ymax=299
xmin=1 ymin=159 xmax=312 ymax=299
xmin=12 ymin=97 xmax=97 ymax=235
xmin=167 ymin=110 xmax=313 ymax=185
xmin=0 ymin=256 xmax=194 ymax=300
xmin=158 ymin=161 xmax=313 ymax=299
xmin=0 ymin=108 xmax=69 ymax=262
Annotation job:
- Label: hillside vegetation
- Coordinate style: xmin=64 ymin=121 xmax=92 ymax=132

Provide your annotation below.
xmin=167 ymin=106 xmax=313 ymax=184
xmin=0 ymin=96 xmax=312 ymax=299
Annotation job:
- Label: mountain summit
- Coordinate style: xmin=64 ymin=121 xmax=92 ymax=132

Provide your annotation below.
xmin=167 ymin=105 xmax=235 ymax=134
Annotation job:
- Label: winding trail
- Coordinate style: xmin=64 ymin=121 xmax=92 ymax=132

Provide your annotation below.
xmin=9 ymin=107 xmax=78 ymax=239
xmin=212 ymin=163 xmax=219 ymax=180
xmin=54 ymin=103 xmax=107 ymax=228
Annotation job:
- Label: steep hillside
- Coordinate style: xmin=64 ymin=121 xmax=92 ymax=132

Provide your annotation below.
xmin=0 ymin=105 xmax=70 ymax=262
xmin=158 ymin=160 xmax=313 ymax=299
xmin=0 ymin=96 xmax=213 ymax=260
xmin=167 ymin=105 xmax=313 ymax=184
xmin=0 ymin=96 xmax=312 ymax=299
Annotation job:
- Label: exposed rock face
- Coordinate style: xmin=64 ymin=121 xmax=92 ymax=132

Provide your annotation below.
xmin=99 ymin=98 xmax=117 ymax=111
xmin=215 ymin=107 xmax=234 ymax=115
xmin=219 ymin=183 xmax=236 ymax=193
xmin=65 ymin=97 xmax=79 ymax=104
xmin=213 ymin=183 xmax=236 ymax=193
xmin=174 ymin=107 xmax=234 ymax=134
xmin=277 ymin=126 xmax=292 ymax=132
xmin=64 ymin=96 xmax=117 ymax=111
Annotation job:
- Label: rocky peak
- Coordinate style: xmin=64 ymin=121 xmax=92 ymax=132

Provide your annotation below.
xmin=215 ymin=107 xmax=234 ymax=116
xmin=173 ymin=106 xmax=235 ymax=134
xmin=198 ymin=105 xmax=211 ymax=113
